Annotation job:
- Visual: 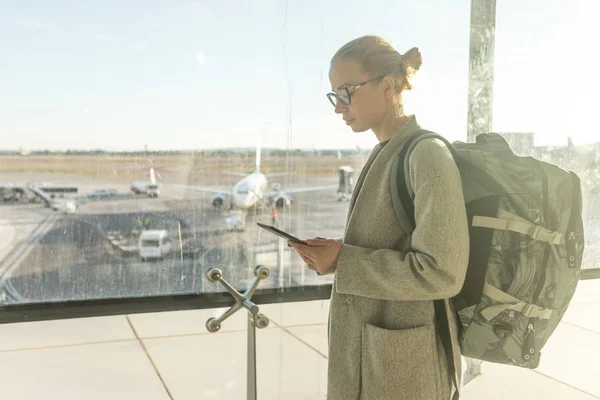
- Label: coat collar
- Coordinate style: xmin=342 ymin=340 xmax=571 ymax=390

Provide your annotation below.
xmin=346 ymin=115 xmax=422 ymax=217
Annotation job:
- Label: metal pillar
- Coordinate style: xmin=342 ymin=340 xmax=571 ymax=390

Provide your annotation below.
xmin=205 ymin=265 xmax=271 ymax=400
xmin=467 ymin=0 xmax=497 ymax=142
xmin=464 ymin=0 xmax=498 ymax=379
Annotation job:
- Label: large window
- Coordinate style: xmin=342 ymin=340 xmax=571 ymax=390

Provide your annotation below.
xmin=1 ymin=0 xmax=597 ymax=310
xmin=0 ymin=0 xmax=472 ymax=306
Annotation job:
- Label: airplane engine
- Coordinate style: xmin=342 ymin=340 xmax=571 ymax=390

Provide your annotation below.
xmin=273 ymin=194 xmax=292 ymax=209
xmin=211 ymin=194 xmax=225 ymax=208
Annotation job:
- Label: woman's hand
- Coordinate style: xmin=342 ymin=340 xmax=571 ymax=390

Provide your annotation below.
xmin=288 ymin=237 xmax=343 ymax=275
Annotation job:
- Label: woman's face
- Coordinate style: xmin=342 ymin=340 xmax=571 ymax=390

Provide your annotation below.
xmin=328 ymin=60 xmax=387 ymax=133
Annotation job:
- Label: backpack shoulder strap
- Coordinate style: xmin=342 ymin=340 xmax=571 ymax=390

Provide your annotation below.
xmin=390 ymin=129 xmax=445 ymax=232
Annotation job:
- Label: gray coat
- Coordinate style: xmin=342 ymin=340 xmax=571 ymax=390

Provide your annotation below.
xmin=327 ymin=116 xmax=470 ymax=400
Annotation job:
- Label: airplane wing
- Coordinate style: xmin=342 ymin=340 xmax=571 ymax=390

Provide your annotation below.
xmin=160 ymin=183 xmax=233 ymax=196
xmin=264 ymin=171 xmax=295 ymax=178
xmin=264 ymin=184 xmax=338 ymax=197
xmin=223 ymin=172 xmax=250 ymax=178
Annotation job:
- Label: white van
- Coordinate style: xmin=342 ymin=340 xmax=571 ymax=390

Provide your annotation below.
xmin=139 ymin=230 xmax=171 ymax=260
xmin=225 ymin=210 xmax=246 ymax=231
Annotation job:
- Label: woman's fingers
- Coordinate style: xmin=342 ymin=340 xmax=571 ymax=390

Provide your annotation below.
xmin=299 ymin=252 xmax=314 ymax=265
xmin=288 ymin=241 xmax=318 ymax=270
xmin=295 ymin=250 xmax=317 ymax=270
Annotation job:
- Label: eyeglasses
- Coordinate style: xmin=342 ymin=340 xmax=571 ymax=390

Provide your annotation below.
xmin=326 ymin=76 xmax=384 ymax=107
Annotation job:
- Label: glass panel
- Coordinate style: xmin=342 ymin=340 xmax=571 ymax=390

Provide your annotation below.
xmin=493 ymin=0 xmax=600 ymax=271
xmin=0 ymin=0 xmax=472 ymax=306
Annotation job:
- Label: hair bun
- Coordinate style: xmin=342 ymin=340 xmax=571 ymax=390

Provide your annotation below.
xmin=402 ymin=47 xmax=422 ymax=71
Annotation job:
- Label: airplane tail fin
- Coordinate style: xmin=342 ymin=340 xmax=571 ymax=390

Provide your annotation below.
xmin=255 ymin=138 xmax=261 ymax=174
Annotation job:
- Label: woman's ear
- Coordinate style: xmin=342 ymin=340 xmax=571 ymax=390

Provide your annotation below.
xmin=382 ymin=76 xmax=397 ymax=98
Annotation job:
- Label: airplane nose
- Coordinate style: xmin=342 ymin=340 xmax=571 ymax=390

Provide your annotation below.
xmin=246 ymin=192 xmax=256 ymax=206
xmin=238 ymin=193 xmax=252 ymax=208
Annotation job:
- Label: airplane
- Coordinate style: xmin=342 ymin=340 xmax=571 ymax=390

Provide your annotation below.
xmin=160 ymin=142 xmax=338 ymax=230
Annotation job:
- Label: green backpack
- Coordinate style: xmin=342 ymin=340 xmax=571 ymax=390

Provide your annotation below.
xmin=391 ymin=130 xmax=585 ymax=371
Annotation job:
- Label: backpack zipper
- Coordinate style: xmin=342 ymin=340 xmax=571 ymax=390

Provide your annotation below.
xmin=525 ymin=160 xmax=551 ymax=365
xmin=523 ymin=322 xmax=536 ymax=362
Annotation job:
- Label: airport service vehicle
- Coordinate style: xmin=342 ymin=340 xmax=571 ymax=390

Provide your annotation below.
xmin=16 ymin=184 xmax=81 ymax=210
xmin=145 ymin=184 xmax=159 ymax=198
xmin=0 ymin=184 xmax=34 ymax=203
xmin=51 ymin=199 xmax=77 ymax=213
xmin=131 ymin=182 xmax=160 ymax=197
xmin=226 ymin=210 xmax=246 ymax=231
xmin=131 ymin=168 xmax=160 ymax=197
xmin=2 ymin=190 xmax=19 ymax=202
xmin=337 ymin=165 xmax=355 ymax=201
xmin=88 ymin=188 xmax=117 ymax=199
xmin=139 ymin=230 xmax=172 ymax=260
xmin=37 ymin=184 xmax=79 ymax=197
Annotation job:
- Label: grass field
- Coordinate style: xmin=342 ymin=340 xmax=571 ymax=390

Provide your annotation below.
xmin=0 ymin=153 xmax=360 ymax=182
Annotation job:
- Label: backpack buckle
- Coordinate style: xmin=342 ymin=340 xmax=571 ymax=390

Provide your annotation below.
xmin=522 ymin=303 xmax=537 ymax=317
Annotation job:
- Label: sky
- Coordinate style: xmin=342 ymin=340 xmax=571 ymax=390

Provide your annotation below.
xmin=0 ymin=0 xmax=598 ymax=151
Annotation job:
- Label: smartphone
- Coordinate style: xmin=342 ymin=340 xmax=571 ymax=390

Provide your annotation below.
xmin=257 ymin=223 xmax=309 ymax=245
xmin=258 ymin=223 xmax=327 ymax=275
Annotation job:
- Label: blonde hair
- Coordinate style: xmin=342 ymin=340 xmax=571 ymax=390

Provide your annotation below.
xmin=331 ymin=35 xmax=422 ymax=94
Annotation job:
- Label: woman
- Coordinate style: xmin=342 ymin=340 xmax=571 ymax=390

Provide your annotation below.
xmin=288 ymin=36 xmax=469 ymax=400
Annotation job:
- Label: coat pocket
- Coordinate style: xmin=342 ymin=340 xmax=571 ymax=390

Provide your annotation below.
xmin=360 ymin=323 xmax=437 ymax=400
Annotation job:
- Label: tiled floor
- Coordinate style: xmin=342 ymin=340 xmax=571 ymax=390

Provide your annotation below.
xmin=0 ymin=280 xmax=599 ymax=399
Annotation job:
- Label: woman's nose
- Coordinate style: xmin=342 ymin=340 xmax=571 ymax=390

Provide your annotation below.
xmin=334 ymin=102 xmax=346 ymax=114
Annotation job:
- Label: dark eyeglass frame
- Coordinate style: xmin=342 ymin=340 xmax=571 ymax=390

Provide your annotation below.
xmin=326 ymin=76 xmax=384 ymax=107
